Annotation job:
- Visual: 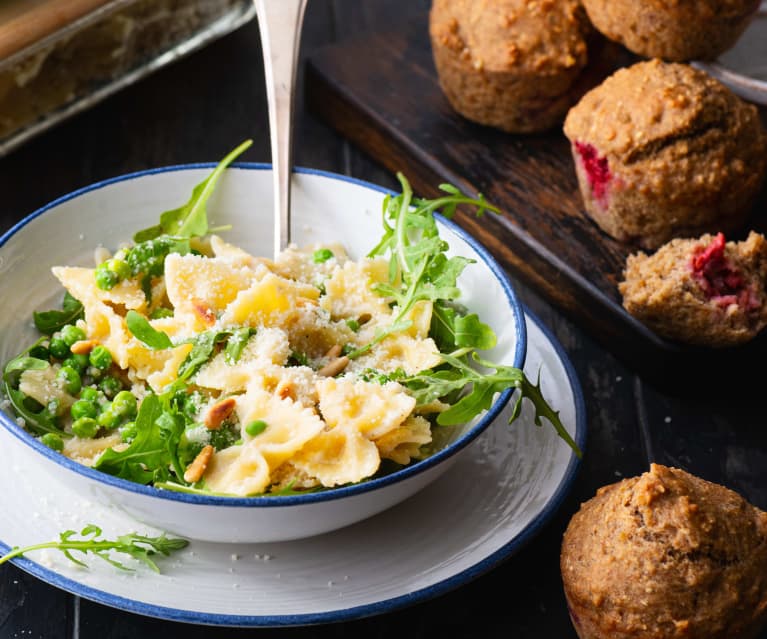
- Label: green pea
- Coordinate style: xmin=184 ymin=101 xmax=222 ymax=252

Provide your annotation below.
xmin=95 ymin=263 xmax=120 ymax=290
xmin=40 ymin=433 xmax=64 ymax=451
xmin=312 ymin=248 xmax=334 ymax=263
xmin=111 ymin=390 xmax=137 ymax=418
xmin=29 ymin=344 xmax=50 ymax=361
xmin=62 ymin=353 xmax=89 ymax=373
xmin=57 ymin=365 xmax=82 ymax=395
xmin=71 ymin=399 xmax=98 ymax=420
xmin=49 ymin=337 xmax=70 ymax=360
xmin=107 ymin=258 xmax=131 ymax=280
xmin=245 ymin=420 xmax=268 ymax=437
xmin=97 ymin=408 xmax=120 ymax=430
xmin=345 ymin=318 xmax=360 ymax=332
xmin=80 ymin=386 xmax=99 ymax=402
xmin=99 ymin=375 xmax=122 ymax=399
xmin=120 ymin=421 xmax=137 ymax=443
xmin=60 ymin=324 xmax=86 ymax=346
xmin=89 ymin=345 xmax=112 ymax=370
xmin=72 ymin=417 xmax=99 ymax=438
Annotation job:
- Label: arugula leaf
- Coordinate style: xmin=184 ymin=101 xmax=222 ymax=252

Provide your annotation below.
xmin=402 ymin=353 xmax=581 ymax=457
xmin=358 ymin=174 xmax=578 ymax=456
xmin=155 ymin=411 xmax=186 ymax=482
xmin=0 ymin=524 xmax=188 ymax=573
xmin=33 ymin=292 xmax=84 ymax=335
xmin=94 ymin=394 xmax=167 ymax=483
xmin=224 ymin=327 xmax=256 ymax=364
xmin=126 ymin=311 xmax=173 ymax=349
xmin=133 ymin=139 xmax=252 ymax=242
xmin=2 ymin=353 xmax=67 ymax=437
xmin=124 ymin=317 xmax=252 ymax=380
xmin=350 ymin=173 xmax=497 ymax=358
xmin=177 ymin=330 xmax=230 ymax=381
xmin=431 ymin=303 xmax=496 ymax=352
xmin=345 ymin=319 xmax=413 ymax=359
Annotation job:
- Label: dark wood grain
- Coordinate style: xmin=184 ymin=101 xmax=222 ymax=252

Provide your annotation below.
xmin=305 ymin=13 xmax=767 ymax=397
xmin=0 ymin=564 xmax=72 ymax=638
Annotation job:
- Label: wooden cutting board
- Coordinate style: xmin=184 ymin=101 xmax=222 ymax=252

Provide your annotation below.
xmin=0 ymin=0 xmax=115 ymax=60
xmin=305 ymin=14 xmax=767 ymax=395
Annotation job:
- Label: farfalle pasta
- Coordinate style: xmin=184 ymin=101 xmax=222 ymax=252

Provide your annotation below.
xmin=52 ymin=238 xmax=438 ymax=495
xmin=1 ymin=142 xmax=577 ymax=498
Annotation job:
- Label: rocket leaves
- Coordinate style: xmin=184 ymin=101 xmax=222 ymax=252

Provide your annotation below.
xmin=0 ymin=524 xmax=188 ymax=573
xmin=133 ymin=139 xmax=252 ymax=243
xmin=362 ymin=173 xmax=580 ymax=457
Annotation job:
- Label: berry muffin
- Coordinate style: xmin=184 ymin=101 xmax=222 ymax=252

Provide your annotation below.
xmin=619 ymin=231 xmax=767 ymax=347
xmin=564 ymin=60 xmax=767 ymax=250
xmin=581 ymin=0 xmax=761 ymax=62
xmin=561 ymin=464 xmax=767 ymax=639
xmin=429 ymin=0 xmax=597 ymax=133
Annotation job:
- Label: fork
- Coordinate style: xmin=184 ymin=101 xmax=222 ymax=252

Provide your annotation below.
xmin=253 ymin=0 xmax=309 ymax=258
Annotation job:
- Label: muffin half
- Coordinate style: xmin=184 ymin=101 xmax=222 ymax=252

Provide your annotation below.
xmin=619 ymin=231 xmax=767 ymax=347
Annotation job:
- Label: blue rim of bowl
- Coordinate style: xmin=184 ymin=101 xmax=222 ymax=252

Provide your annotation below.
xmin=0 ymin=304 xmax=585 ymax=626
xmin=0 ymin=163 xmax=526 ymax=508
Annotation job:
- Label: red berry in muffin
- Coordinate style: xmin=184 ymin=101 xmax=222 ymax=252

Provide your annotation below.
xmin=564 ymin=60 xmax=767 ymax=250
xmin=619 ymin=231 xmax=767 ymax=347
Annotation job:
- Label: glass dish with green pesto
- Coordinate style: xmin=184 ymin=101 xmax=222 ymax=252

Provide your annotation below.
xmin=2 ymin=142 xmax=578 ymax=497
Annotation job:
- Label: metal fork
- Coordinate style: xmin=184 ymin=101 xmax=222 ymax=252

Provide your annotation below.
xmin=254 ymin=0 xmax=309 ymax=258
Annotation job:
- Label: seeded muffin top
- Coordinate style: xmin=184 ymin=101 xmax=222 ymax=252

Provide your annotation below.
xmin=431 ymin=0 xmax=590 ymax=76
xmin=564 ymin=59 xmax=763 ymax=160
xmin=561 ymin=463 xmax=767 ymax=638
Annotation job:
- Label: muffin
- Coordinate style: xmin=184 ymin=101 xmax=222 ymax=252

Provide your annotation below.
xmin=561 ymin=464 xmax=767 ymax=639
xmin=581 ymin=0 xmax=761 ymax=62
xmin=564 ymin=60 xmax=767 ymax=250
xmin=619 ymin=231 xmax=767 ymax=347
xmin=429 ymin=0 xmax=596 ymax=133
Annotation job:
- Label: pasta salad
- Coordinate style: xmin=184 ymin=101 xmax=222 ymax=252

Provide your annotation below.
xmin=2 ymin=141 xmax=578 ymax=497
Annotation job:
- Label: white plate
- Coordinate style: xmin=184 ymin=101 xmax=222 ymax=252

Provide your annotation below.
xmin=0 ymin=309 xmax=585 ymax=627
xmin=695 ymin=2 xmax=767 ymax=104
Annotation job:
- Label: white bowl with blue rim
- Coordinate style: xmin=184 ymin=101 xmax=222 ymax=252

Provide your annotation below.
xmin=0 ymin=164 xmax=526 ymax=543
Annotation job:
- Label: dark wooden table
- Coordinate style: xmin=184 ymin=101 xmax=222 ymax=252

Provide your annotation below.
xmin=1 ymin=2 xmax=765 ymax=637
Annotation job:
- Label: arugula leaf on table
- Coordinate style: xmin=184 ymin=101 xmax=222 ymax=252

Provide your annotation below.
xmin=133 ymin=139 xmax=253 ymax=242
xmin=33 ymin=292 xmax=84 ymax=335
xmin=0 ymin=524 xmax=188 ymax=573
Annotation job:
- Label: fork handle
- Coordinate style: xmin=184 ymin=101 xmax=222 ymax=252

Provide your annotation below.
xmin=254 ymin=0 xmax=308 ymax=257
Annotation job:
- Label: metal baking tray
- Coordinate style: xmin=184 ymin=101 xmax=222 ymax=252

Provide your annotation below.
xmin=0 ymin=0 xmax=256 ymax=157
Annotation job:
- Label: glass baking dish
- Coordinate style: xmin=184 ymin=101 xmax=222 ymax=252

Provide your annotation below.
xmin=0 ymin=0 xmax=256 ymax=157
